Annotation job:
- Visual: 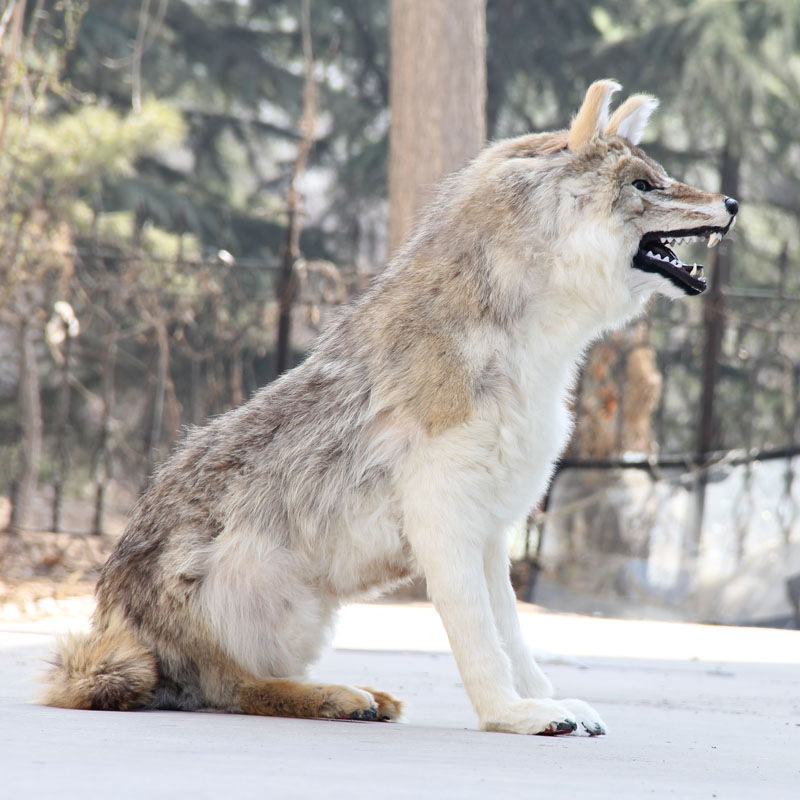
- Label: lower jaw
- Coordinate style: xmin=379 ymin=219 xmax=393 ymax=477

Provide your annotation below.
xmin=631 ymin=258 xmax=706 ymax=296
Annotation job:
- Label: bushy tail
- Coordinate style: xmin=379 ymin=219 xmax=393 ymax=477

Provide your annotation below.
xmin=41 ymin=611 xmax=158 ymax=711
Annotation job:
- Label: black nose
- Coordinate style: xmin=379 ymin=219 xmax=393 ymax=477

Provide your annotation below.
xmin=724 ymin=196 xmax=738 ymax=215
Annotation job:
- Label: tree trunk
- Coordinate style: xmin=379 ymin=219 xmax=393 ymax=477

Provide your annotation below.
xmin=229 ymin=342 xmax=243 ymax=407
xmin=190 ymin=354 xmax=202 ymax=424
xmin=691 ymin=138 xmax=740 ymax=553
xmin=275 ymin=0 xmax=316 ymax=378
xmin=388 ymin=0 xmax=487 ymax=256
xmin=8 ymin=317 xmax=42 ymax=532
xmin=51 ymin=330 xmax=73 ymax=532
xmin=144 ymin=319 xmax=169 ymax=488
xmin=92 ymin=320 xmax=117 ymax=535
xmin=697 ymin=141 xmax=740 ymax=460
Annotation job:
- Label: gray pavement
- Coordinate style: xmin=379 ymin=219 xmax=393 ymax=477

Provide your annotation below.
xmin=1 ymin=606 xmax=799 ymax=799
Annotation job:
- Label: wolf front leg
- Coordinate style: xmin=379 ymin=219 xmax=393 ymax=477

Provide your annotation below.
xmin=483 ymin=532 xmax=608 ymax=735
xmin=483 ymin=532 xmax=554 ymax=699
xmin=404 ymin=517 xmax=579 ymax=735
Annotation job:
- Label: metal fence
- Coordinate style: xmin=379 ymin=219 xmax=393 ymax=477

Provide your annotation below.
xmin=2 ymin=246 xmax=799 ymax=624
xmin=521 ymin=278 xmax=800 ymax=626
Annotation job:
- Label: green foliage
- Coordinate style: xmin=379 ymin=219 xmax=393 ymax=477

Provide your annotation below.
xmin=63 ymin=0 xmax=390 ymax=264
xmin=3 ymin=99 xmax=184 ymax=216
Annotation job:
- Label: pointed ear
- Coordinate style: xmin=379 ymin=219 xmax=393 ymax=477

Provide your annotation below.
xmin=604 ymin=94 xmax=659 ymax=145
xmin=567 ymin=79 xmax=622 ymax=152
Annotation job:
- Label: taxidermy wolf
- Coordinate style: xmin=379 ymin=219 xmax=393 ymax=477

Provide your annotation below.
xmin=43 ymin=81 xmax=738 ymax=736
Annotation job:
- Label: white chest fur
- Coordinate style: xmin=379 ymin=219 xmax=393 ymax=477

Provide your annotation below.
xmin=476 ymin=329 xmax=580 ymax=529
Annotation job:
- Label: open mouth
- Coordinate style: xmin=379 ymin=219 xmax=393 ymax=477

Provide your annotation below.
xmin=632 ymin=223 xmax=733 ymax=295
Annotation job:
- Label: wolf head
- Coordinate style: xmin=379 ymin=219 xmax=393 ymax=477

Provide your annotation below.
xmin=435 ymin=80 xmax=738 ymax=330
xmin=563 ymin=80 xmax=737 ymax=300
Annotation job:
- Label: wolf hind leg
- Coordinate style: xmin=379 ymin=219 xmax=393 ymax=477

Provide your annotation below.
xmin=235 ymin=679 xmax=402 ymax=721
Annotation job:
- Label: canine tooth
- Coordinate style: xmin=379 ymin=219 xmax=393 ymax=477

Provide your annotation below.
xmin=690 ymin=263 xmax=698 ymax=276
xmin=708 ymin=232 xmax=722 ymax=248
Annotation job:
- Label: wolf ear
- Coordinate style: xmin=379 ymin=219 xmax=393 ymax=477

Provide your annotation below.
xmin=604 ymin=94 xmax=659 ymax=145
xmin=567 ymin=79 xmax=622 ymax=152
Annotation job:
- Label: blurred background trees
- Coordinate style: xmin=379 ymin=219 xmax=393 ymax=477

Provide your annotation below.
xmin=1 ymin=0 xmax=799 ymax=621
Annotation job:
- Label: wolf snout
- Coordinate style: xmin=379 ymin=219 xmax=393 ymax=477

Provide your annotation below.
xmin=724 ymin=196 xmax=738 ymax=216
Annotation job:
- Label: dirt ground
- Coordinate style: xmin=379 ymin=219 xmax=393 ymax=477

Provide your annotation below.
xmin=0 ymin=488 xmax=132 ymax=618
xmin=0 ymin=528 xmax=118 ymax=617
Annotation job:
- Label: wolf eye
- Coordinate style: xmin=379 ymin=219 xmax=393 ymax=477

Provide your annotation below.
xmin=632 ymin=179 xmax=655 ymax=192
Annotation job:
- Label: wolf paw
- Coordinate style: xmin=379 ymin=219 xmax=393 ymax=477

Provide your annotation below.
xmin=357 ymin=685 xmax=403 ymax=721
xmin=480 ymin=698 xmax=578 ymax=735
xmin=559 ymin=697 xmax=607 ymax=736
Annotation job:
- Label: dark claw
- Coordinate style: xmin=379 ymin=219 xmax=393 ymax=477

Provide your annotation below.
xmin=556 ymin=720 xmax=578 ymax=734
xmin=582 ymin=722 xmax=606 ymax=736
xmin=346 ymin=706 xmax=378 ymax=721
xmin=540 ymin=719 xmax=578 ymax=735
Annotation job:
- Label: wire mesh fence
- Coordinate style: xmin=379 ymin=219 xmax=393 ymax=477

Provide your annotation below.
xmin=521 ymin=286 xmax=800 ymax=626
xmin=1 ymin=246 xmax=799 ymax=624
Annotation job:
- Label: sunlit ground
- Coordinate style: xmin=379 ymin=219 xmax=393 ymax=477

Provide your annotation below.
xmin=5 ymin=597 xmax=795 ymax=666
xmin=335 ymin=603 xmax=800 ymax=665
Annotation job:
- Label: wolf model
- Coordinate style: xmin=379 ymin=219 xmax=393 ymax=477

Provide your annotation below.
xmin=43 ymin=81 xmax=737 ymax=735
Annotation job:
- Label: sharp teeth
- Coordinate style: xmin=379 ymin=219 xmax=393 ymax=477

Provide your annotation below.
xmin=708 ymin=232 xmax=722 ymax=248
xmin=646 ymin=250 xmax=656 ymax=258
xmin=690 ymin=263 xmax=698 ymax=276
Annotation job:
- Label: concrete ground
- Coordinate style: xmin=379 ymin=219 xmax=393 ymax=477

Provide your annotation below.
xmin=1 ymin=601 xmax=798 ymax=799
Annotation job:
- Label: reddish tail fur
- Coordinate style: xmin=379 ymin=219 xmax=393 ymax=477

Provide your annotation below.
xmin=42 ymin=612 xmax=158 ymax=711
